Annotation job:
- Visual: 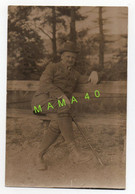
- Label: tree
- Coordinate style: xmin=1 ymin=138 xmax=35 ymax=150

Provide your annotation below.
xmin=70 ymin=7 xmax=77 ymax=43
xmin=98 ymin=7 xmax=104 ymax=68
xmin=8 ymin=6 xmax=45 ymax=80
xmin=52 ymin=7 xmax=57 ymax=60
xmin=31 ymin=6 xmax=67 ymax=62
xmin=57 ymin=6 xmax=87 ymax=44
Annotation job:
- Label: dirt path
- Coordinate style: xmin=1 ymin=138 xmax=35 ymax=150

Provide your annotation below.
xmin=5 ymin=113 xmax=126 ymax=189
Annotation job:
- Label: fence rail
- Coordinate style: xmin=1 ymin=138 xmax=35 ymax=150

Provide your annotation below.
xmin=7 ymin=80 xmax=127 ymax=95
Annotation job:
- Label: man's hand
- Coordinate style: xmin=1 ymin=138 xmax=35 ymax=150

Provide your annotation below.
xmin=58 ymin=94 xmax=71 ymax=108
xmin=88 ymin=71 xmax=98 ymax=84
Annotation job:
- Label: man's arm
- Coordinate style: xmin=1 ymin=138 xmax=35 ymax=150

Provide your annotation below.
xmin=39 ymin=63 xmax=64 ymax=98
xmin=78 ymin=74 xmax=89 ymax=84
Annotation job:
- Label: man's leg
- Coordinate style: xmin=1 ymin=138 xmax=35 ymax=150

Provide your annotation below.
xmin=33 ymin=96 xmax=90 ymax=166
xmin=31 ymin=95 xmax=61 ymax=169
xmin=39 ymin=120 xmax=61 ymax=158
xmin=37 ymin=120 xmax=60 ymax=170
xmin=57 ymin=115 xmax=74 ymax=143
xmin=57 ymin=106 xmax=91 ymax=164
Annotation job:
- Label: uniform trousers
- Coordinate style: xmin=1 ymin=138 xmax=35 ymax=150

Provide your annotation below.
xmin=31 ymin=93 xmax=75 ymax=157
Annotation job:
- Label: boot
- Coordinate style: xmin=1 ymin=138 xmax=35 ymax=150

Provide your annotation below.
xmin=35 ymin=121 xmax=60 ymax=170
xmin=35 ymin=154 xmax=48 ymax=171
xmin=68 ymin=141 xmax=91 ymax=164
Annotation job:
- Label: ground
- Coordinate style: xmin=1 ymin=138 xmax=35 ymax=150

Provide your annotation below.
xmin=5 ymin=113 xmax=126 ymax=189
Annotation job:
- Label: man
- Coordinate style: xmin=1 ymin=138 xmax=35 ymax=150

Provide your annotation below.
xmin=31 ymin=41 xmax=99 ymax=170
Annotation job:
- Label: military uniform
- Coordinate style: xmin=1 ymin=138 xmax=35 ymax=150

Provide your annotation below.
xmin=31 ymin=61 xmax=83 ymax=113
xmin=32 ymin=42 xmax=94 ymax=168
xmin=31 ymin=61 xmax=88 ymax=146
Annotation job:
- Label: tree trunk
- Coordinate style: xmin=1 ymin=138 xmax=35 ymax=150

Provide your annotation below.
xmin=98 ymin=7 xmax=104 ymax=68
xmin=70 ymin=7 xmax=76 ymax=44
xmin=52 ymin=7 xmax=57 ymax=61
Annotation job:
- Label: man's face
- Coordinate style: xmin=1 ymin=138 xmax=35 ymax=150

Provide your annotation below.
xmin=61 ymin=52 xmax=77 ymax=68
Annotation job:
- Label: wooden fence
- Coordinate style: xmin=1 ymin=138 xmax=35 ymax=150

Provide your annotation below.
xmin=7 ymin=80 xmax=127 ymax=115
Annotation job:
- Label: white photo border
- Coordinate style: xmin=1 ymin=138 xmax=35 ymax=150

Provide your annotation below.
xmin=1 ymin=0 xmax=135 ymax=194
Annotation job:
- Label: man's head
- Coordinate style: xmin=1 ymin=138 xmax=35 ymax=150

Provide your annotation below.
xmin=61 ymin=51 xmax=77 ymax=68
xmin=60 ymin=41 xmax=79 ymax=68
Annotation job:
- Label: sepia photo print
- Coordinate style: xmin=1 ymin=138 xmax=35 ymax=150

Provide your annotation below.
xmin=6 ymin=6 xmax=127 ymax=189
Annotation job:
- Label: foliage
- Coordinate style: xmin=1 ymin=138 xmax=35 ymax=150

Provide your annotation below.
xmin=7 ymin=6 xmax=127 ymax=81
xmin=8 ymin=6 xmax=46 ymax=80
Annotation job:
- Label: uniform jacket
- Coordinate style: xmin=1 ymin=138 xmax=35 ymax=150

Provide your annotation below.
xmin=31 ymin=61 xmax=90 ymax=110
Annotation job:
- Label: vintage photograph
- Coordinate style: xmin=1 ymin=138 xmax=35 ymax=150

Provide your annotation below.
xmin=6 ymin=6 xmax=127 ymax=189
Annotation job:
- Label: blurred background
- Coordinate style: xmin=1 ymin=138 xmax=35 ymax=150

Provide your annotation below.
xmin=7 ymin=6 xmax=128 ymax=81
